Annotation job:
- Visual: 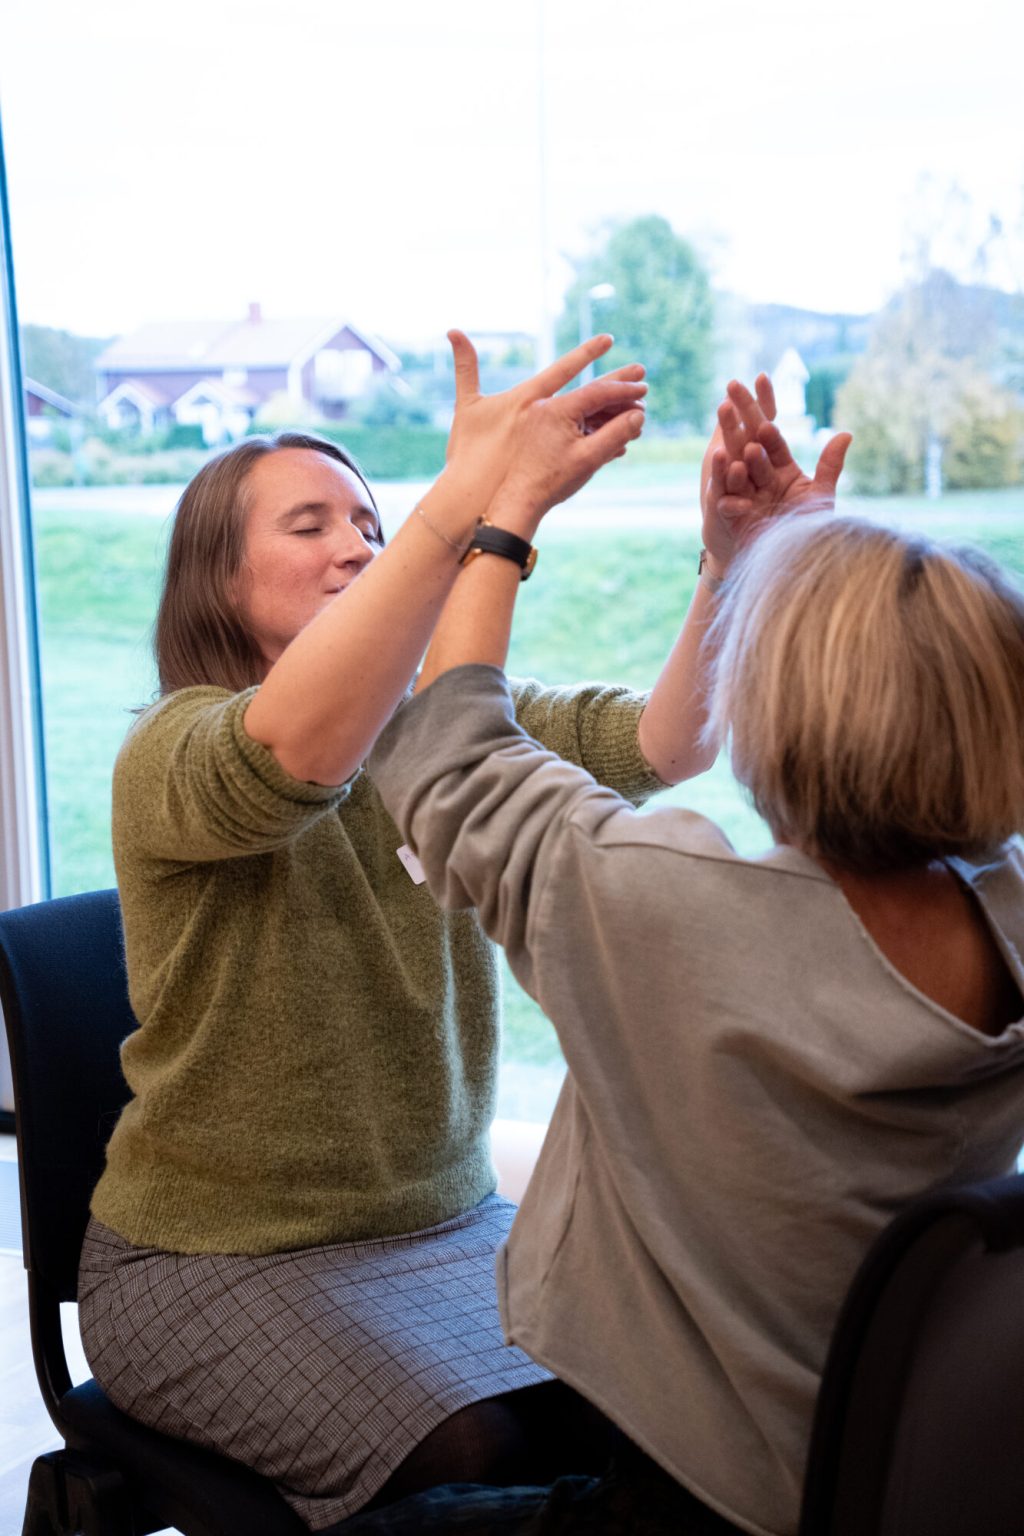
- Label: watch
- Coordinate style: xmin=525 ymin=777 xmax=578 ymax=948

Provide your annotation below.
xmin=461 ymin=519 xmax=538 ymax=581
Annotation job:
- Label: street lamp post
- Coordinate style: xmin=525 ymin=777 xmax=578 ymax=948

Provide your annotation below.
xmin=578 ymin=282 xmax=615 ymax=384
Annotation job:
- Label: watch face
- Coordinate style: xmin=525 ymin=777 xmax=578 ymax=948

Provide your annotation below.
xmin=522 ymin=547 xmax=539 ymax=580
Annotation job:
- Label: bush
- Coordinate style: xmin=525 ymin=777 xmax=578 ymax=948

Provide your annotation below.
xmin=351 ymin=380 xmax=433 ymax=429
xmin=943 ymin=377 xmax=1024 ymax=490
xmin=29 ymin=441 xmax=212 ymax=488
xmin=251 ymin=420 xmax=450 ymax=480
xmin=29 ymin=448 xmax=76 ymax=487
xmin=95 ymin=422 xmax=206 ymax=453
xmin=836 ymin=349 xmax=1023 ymax=495
xmin=804 ymin=363 xmax=852 ymax=430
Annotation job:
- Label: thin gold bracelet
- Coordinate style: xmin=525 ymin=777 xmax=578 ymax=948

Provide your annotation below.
xmin=414 ymin=503 xmax=473 ymax=556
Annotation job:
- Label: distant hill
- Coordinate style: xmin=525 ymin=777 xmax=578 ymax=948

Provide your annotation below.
xmin=743 ymin=301 xmax=875 ymax=373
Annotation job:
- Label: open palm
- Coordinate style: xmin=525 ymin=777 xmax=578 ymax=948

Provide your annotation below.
xmin=702 ymin=376 xmax=852 ymax=575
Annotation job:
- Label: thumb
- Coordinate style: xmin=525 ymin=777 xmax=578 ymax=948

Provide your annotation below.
xmin=814 ymin=432 xmax=852 ymax=494
xmin=448 ymin=329 xmax=480 ymax=404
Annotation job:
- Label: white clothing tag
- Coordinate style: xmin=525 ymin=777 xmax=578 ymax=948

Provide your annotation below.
xmin=396 ymin=843 xmax=426 ymax=884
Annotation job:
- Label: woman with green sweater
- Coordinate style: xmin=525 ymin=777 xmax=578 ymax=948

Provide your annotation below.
xmin=76 ymin=329 xmax=844 ymax=1530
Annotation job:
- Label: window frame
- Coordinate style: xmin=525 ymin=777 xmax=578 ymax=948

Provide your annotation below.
xmin=0 ymin=108 xmax=51 ymax=1116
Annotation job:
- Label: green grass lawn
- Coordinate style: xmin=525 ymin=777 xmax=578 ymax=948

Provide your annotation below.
xmin=31 ymin=484 xmax=1024 ymax=1114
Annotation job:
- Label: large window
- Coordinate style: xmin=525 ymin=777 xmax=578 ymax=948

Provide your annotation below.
xmin=1 ymin=1 xmax=1021 ymax=1118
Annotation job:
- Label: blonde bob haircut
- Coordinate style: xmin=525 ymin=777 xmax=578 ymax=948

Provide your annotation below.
xmin=703 ymin=514 xmax=1024 ymax=873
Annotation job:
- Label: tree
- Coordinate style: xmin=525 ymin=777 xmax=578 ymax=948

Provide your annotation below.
xmin=835 ymin=175 xmax=1024 ymax=495
xmin=836 ymin=291 xmax=1024 ymax=495
xmin=555 ymin=216 xmax=714 ymax=429
xmin=21 ymin=324 xmax=109 ymax=405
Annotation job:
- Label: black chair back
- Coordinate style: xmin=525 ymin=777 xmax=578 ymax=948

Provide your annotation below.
xmin=800 ymin=1171 xmax=1024 ymax=1536
xmin=1 ymin=889 xmax=311 ymax=1535
xmin=0 ymin=888 xmax=133 ymax=1303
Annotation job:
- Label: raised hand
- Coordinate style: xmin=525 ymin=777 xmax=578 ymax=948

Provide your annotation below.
xmin=700 ymin=373 xmax=778 ymax=517
xmin=443 ymin=330 xmax=644 ymax=513
xmin=489 ymin=366 xmax=647 ymax=534
xmin=702 ymin=375 xmax=851 ymax=577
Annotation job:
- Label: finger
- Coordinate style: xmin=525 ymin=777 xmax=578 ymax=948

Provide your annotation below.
xmin=599 ymin=362 xmax=646 ymax=384
xmin=707 ymin=446 xmax=727 ymax=509
xmin=813 ymin=432 xmax=853 ymax=494
xmin=447 ymin=329 xmax=480 ymax=403
xmin=528 ymin=334 xmax=615 ymax=400
xmin=575 ymin=407 xmax=646 ymax=472
xmin=585 ymin=401 xmax=646 ymax=433
xmin=754 ymin=373 xmax=777 ymax=423
xmin=726 ymin=379 xmax=768 ymax=436
xmin=743 ymin=441 xmax=772 ymax=489
xmin=716 ymin=495 xmax=757 ymax=518
xmin=755 ymin=421 xmax=796 ymax=471
xmin=573 ymin=376 xmax=648 ymax=421
xmin=725 ymin=460 xmax=753 ymax=497
xmin=717 ymin=400 xmax=747 ymax=462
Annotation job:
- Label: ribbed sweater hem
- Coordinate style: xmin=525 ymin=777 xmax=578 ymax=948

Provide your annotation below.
xmin=90 ymin=1146 xmax=498 ymax=1255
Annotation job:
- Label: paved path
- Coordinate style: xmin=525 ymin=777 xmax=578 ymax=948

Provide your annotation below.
xmin=31 ymin=480 xmax=1023 ymax=535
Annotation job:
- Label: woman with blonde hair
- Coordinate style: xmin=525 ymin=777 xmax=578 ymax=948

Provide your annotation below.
xmin=370 ymin=429 xmax=1024 ymax=1533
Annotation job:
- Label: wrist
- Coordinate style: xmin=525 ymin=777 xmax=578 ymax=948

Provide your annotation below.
xmin=486 ymin=484 xmax=544 ymax=543
xmin=698 ymin=547 xmax=727 ymax=590
xmin=461 ymin=518 xmax=538 ymax=581
xmin=418 ymin=472 xmax=485 ymax=545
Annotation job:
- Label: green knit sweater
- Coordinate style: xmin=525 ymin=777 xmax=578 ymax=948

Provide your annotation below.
xmin=93 ymin=679 xmax=662 ymax=1255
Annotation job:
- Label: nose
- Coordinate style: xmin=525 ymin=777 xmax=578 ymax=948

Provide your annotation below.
xmin=329 ymin=523 xmax=375 ymax=573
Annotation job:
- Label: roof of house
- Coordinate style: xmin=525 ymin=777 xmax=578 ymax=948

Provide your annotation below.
xmin=97 ymin=378 xmax=173 ymax=411
xmin=96 ymin=314 xmax=400 ymax=373
xmin=174 ymin=377 xmax=259 ymax=410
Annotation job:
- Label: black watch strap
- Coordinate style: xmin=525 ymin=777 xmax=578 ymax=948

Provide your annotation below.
xmin=461 ymin=521 xmax=538 ymax=581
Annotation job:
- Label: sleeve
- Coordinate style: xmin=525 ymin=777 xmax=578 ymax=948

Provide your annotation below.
xmin=509 ymin=676 xmax=665 ymax=807
xmin=113 ymin=686 xmax=349 ymax=865
xmin=369 ymin=665 xmax=634 ymax=995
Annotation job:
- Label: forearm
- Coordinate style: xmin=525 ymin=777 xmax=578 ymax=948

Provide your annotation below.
xmin=637 ymin=573 xmax=720 ymax=784
xmin=371 ymin=667 xmax=597 ymax=983
xmin=415 ymin=484 xmax=536 ymax=694
xmin=244 ymin=472 xmax=481 ymax=784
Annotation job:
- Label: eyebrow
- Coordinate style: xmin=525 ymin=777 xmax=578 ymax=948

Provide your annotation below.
xmin=276 ymin=500 xmax=382 ymax=536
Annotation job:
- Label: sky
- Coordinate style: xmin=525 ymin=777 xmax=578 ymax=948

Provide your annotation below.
xmin=1 ymin=0 xmax=1021 ymax=347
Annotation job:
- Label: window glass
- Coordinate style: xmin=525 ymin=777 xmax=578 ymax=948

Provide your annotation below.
xmin=2 ymin=0 xmax=1021 ymax=1118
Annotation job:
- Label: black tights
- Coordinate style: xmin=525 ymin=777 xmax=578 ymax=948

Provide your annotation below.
xmin=365 ymin=1381 xmax=616 ymax=1509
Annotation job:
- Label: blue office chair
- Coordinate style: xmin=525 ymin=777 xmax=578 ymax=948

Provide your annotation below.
xmin=0 ymin=889 xmax=310 ymax=1536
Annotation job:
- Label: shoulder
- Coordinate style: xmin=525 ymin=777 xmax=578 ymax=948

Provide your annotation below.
xmin=116 ymin=685 xmax=249 ymax=783
xmin=548 ymin=802 xmax=832 ymax=926
xmin=121 ymin=684 xmax=246 ymax=747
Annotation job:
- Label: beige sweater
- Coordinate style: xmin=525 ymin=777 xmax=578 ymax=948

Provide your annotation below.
xmin=371 ymin=665 xmax=1024 ymax=1536
xmin=93 ymin=677 xmax=661 ymax=1255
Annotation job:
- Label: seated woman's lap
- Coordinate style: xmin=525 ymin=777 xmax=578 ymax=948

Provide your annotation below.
xmin=366 ymin=1381 xmax=616 ymax=1508
xmin=78 ymin=1200 xmax=592 ymax=1525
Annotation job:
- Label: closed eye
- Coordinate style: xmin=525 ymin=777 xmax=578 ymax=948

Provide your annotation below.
xmin=355 ymin=516 xmax=384 ymax=545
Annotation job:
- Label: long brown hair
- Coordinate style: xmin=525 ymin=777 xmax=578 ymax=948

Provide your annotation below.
xmin=154 ymin=433 xmax=377 ymax=694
